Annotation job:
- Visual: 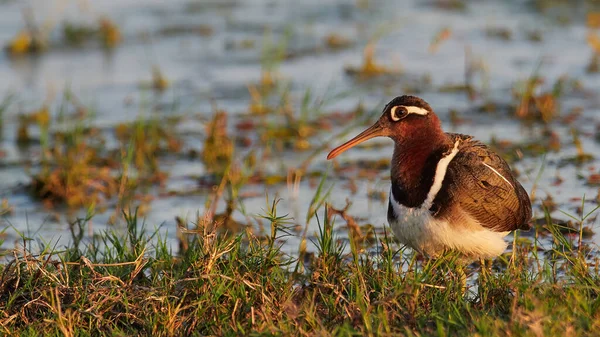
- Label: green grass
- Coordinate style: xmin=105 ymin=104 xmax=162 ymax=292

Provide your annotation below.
xmin=0 ymin=205 xmax=599 ymax=336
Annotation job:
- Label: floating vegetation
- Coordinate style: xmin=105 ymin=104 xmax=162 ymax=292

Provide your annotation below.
xmin=31 ymin=151 xmax=118 ymax=208
xmin=587 ymin=173 xmax=600 ymax=186
xmin=352 ymin=158 xmax=390 ymax=170
xmin=7 ymin=11 xmax=122 ymax=54
xmin=488 ymin=136 xmax=557 ymax=164
xmin=561 ymin=128 xmax=594 ymax=165
xmin=0 ymin=93 xmax=12 ymax=129
xmin=485 ymin=26 xmax=512 ymax=40
xmin=15 ymin=105 xmax=50 ymax=145
xmin=152 ymin=66 xmax=169 ymax=92
xmin=224 ymin=38 xmax=256 ymax=50
xmin=115 ymin=118 xmax=182 ymax=177
xmin=245 ymin=31 xmax=290 ymax=115
xmin=457 ymin=47 xmax=489 ymax=101
xmin=258 ymin=107 xmax=319 ymax=152
xmin=541 ymin=194 xmax=557 ymax=212
xmin=62 ymin=18 xmax=122 ymax=49
xmin=526 ymin=29 xmax=543 ymax=42
xmin=324 ymin=33 xmax=353 ymax=50
xmin=587 ymin=53 xmax=600 ymax=73
xmin=429 ymin=27 xmax=452 ymax=53
xmin=431 ymin=0 xmax=467 ymax=11
xmin=4 ymin=9 xmax=47 ymax=55
xmin=513 ymin=66 xmax=572 ymax=123
xmin=98 ymin=17 xmax=122 ymax=49
xmin=31 ymin=125 xmax=117 ymax=208
xmin=159 ymin=24 xmax=213 ymax=37
xmin=532 ymin=216 xmax=595 ymax=239
xmin=0 ymin=198 xmax=13 ymax=216
xmin=62 ymin=22 xmax=98 ymax=47
xmin=202 ymin=110 xmax=234 ymax=176
xmin=345 ymin=40 xmax=401 ymax=79
xmin=247 ymin=78 xmax=275 ymax=115
xmin=367 ymin=189 xmax=387 ymax=202
xmin=244 ymin=85 xmax=343 ymax=154
xmin=138 ymin=66 xmax=170 ymax=92
xmin=587 ymin=12 xmax=600 ymax=29
xmin=587 ymin=31 xmax=600 ymax=73
xmin=20 ymin=93 xmax=182 ymax=208
xmin=5 ymin=29 xmax=46 ymax=55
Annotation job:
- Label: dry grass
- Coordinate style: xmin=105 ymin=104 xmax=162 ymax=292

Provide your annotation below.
xmin=0 ymin=206 xmax=599 ymax=336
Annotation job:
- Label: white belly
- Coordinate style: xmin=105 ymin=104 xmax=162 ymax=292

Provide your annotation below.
xmin=388 ymin=195 xmax=509 ymax=258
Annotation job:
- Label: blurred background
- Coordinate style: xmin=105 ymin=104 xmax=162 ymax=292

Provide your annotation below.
xmin=0 ymin=0 xmax=599 ymax=254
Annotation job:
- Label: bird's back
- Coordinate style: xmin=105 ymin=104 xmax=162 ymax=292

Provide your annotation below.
xmin=431 ymin=133 xmax=532 ymax=233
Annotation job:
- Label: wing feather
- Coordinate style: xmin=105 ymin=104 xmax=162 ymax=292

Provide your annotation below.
xmin=434 ymin=135 xmax=532 ymax=232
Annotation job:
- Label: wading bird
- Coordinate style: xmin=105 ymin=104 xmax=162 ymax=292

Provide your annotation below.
xmin=327 ymin=95 xmax=531 ymax=259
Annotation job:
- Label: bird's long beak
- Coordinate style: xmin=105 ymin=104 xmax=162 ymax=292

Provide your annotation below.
xmin=327 ymin=122 xmax=386 ymax=160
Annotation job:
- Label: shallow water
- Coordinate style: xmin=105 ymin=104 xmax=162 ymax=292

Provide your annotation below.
xmin=0 ymin=0 xmax=599 ymax=254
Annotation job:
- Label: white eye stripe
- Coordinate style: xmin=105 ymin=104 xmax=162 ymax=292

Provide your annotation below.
xmin=390 ymin=105 xmax=429 ymax=121
xmin=404 ymin=106 xmax=429 ymax=115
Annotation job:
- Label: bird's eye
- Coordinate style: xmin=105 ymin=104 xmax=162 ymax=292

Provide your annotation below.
xmin=390 ymin=106 xmax=407 ymax=121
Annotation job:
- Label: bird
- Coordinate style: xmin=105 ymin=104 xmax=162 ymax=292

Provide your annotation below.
xmin=327 ymin=95 xmax=532 ymax=259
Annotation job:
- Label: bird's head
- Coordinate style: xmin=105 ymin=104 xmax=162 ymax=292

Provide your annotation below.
xmin=327 ymin=95 xmax=443 ymax=159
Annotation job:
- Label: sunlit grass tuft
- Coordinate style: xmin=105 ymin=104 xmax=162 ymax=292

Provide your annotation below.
xmin=0 ymin=201 xmax=598 ymax=336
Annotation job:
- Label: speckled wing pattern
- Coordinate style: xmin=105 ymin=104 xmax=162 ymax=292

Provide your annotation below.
xmin=431 ymin=134 xmax=532 ymax=232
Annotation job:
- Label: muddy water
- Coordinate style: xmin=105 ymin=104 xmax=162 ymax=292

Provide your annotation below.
xmin=0 ymin=0 xmax=599 ymax=254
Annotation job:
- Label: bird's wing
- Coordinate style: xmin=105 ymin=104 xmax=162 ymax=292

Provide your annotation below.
xmin=433 ymin=136 xmax=532 ymax=232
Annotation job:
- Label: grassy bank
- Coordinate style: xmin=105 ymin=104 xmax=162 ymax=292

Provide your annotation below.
xmin=1 ymin=206 xmax=599 ymax=337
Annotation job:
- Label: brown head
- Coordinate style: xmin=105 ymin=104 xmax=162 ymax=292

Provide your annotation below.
xmin=328 ymin=95 xmax=452 ymax=207
xmin=327 ymin=95 xmax=447 ymax=160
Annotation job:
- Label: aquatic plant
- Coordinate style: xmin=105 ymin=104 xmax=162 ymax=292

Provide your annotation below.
xmin=201 ymin=110 xmax=233 ymax=177
xmin=345 ymin=39 xmax=401 ymax=79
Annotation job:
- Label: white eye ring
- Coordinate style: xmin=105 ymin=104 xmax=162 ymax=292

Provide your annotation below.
xmin=390 ymin=106 xmax=405 ymax=121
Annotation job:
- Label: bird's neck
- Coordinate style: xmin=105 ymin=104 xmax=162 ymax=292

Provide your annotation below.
xmin=390 ymin=132 xmax=451 ymax=208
